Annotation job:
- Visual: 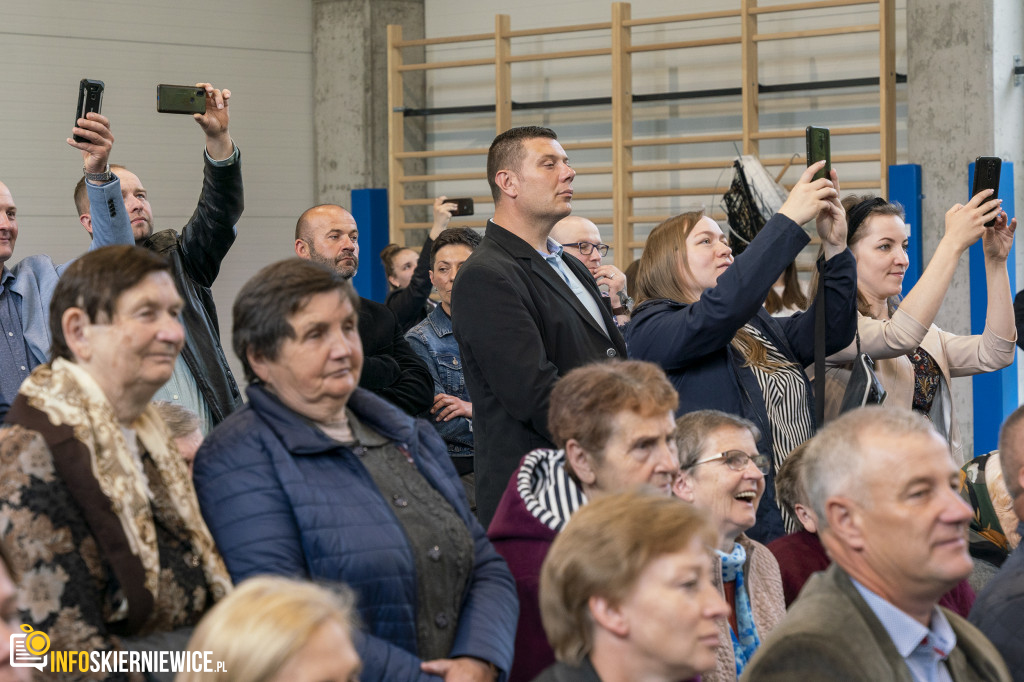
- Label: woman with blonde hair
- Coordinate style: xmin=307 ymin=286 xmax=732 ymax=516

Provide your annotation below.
xmin=177 ymin=576 xmax=360 ymax=682
xmin=626 ymin=162 xmax=856 ymax=543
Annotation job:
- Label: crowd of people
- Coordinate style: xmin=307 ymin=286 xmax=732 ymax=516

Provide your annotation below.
xmin=0 ymin=85 xmax=1021 ymax=682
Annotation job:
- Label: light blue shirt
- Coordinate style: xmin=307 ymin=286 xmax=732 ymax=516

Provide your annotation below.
xmin=852 ymin=578 xmax=956 ymax=682
xmin=538 ymin=238 xmax=609 ymax=338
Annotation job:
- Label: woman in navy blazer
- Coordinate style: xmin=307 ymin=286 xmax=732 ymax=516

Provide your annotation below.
xmin=626 ymin=162 xmax=857 ymax=543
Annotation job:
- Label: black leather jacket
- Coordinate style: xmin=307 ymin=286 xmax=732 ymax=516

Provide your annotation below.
xmin=143 ymin=150 xmax=244 ymax=425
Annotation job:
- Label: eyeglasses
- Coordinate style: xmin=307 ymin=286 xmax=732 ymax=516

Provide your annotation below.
xmin=686 ymin=450 xmax=769 ymax=475
xmin=562 ymin=241 xmax=610 ymax=257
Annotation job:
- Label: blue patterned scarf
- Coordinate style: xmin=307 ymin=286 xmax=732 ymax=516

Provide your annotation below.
xmin=718 ymin=542 xmax=760 ymax=677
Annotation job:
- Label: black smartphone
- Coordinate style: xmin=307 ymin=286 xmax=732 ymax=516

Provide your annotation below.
xmin=805 ymin=126 xmax=831 ymax=182
xmin=73 ymin=79 xmax=105 ymax=143
xmin=449 ymin=198 xmax=474 ymax=217
xmin=971 ymin=156 xmax=1002 ymax=227
xmin=156 ymin=84 xmax=207 ymax=115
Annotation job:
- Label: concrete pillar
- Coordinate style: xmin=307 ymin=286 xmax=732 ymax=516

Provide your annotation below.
xmin=906 ymin=0 xmax=1024 ymax=454
xmin=312 ymin=0 xmax=426 ymax=206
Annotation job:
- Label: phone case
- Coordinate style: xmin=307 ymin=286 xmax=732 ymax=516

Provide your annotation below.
xmin=73 ymin=79 xmax=105 ymax=143
xmin=157 ymin=85 xmax=207 ymax=115
xmin=971 ymin=157 xmax=1001 ymax=227
xmin=805 ymin=126 xmax=831 ymax=182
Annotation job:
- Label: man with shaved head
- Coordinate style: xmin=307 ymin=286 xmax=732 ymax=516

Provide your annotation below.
xmin=550 ymin=215 xmax=631 ymax=326
xmin=743 ymin=406 xmax=1010 ymax=682
xmin=970 ymin=406 xmax=1024 ymax=681
xmin=295 ymin=204 xmax=432 ymax=416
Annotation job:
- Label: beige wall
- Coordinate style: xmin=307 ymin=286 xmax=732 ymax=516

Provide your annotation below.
xmin=0 ymin=0 xmax=316 ymax=384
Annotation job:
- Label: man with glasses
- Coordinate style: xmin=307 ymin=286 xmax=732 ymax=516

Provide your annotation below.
xmin=551 ymin=215 xmax=631 ymax=326
xmin=673 ymin=409 xmax=786 ymax=682
xmin=487 ymin=359 xmax=680 ymax=682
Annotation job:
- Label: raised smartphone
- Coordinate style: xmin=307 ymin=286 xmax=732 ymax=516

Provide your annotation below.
xmin=805 ymin=126 xmax=831 ymax=182
xmin=73 ymin=79 xmax=105 ymax=143
xmin=971 ymin=156 xmax=1002 ymax=227
xmin=156 ymin=84 xmax=207 ymax=115
xmin=449 ymin=198 xmax=474 ymax=217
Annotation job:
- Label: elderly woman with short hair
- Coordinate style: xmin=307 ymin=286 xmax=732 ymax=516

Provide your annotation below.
xmin=0 ymin=246 xmax=231 ymax=678
xmin=193 ymin=258 xmax=517 ymax=682
xmin=536 ymin=490 xmax=728 ymax=681
xmin=673 ymin=410 xmax=786 ymax=682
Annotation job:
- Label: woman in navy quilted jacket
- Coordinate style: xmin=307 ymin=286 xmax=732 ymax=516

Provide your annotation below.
xmin=192 ymin=258 xmax=517 ymax=682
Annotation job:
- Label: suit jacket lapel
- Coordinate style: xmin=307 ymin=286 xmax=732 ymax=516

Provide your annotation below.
xmin=486 ymin=221 xmax=610 ymax=339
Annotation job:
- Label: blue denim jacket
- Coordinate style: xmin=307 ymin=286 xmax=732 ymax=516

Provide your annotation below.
xmin=406 ymin=305 xmax=474 ymax=457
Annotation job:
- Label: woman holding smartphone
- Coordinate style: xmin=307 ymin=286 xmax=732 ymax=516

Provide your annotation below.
xmin=626 ymin=162 xmax=856 ymax=543
xmin=823 ymin=191 xmax=1016 ymax=463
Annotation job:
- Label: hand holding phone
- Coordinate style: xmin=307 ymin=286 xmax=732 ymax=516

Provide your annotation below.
xmin=971 ymin=157 xmax=1002 ymax=227
xmin=805 ymin=126 xmax=831 ymax=182
xmin=157 ymin=84 xmax=207 ymax=114
xmin=448 ymin=198 xmax=474 ymax=217
xmin=73 ymin=79 xmax=105 ymax=143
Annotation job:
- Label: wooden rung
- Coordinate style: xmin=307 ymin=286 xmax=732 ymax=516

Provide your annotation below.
xmin=395 ymin=148 xmax=489 ymax=159
xmin=506 ymin=47 xmax=612 ymax=63
xmin=627 ymin=132 xmax=743 ymax=147
xmin=754 ymin=24 xmax=879 ymax=42
xmin=629 ymin=36 xmax=742 ymax=53
xmin=507 ymin=21 xmax=612 ymax=37
xmin=751 ymin=125 xmax=880 ymax=140
xmin=563 ymin=141 xmax=614 ymax=150
xmin=397 ymin=57 xmax=494 ymax=72
xmin=760 ymin=152 xmax=882 ymax=165
xmin=778 ymin=179 xmax=881 ymax=191
xmin=625 ymin=9 xmax=742 ymax=27
xmin=401 ymin=220 xmax=489 ymax=230
xmin=630 ymin=186 xmax=729 ymax=198
xmin=400 ymin=172 xmax=487 ymax=183
xmin=394 ymin=32 xmax=495 ymax=47
xmin=630 ymin=160 xmax=736 ymax=172
xmin=398 ymin=196 xmax=493 ymax=207
xmin=750 ymin=0 xmax=878 ymax=15
xmin=574 ymin=166 xmax=614 ymax=175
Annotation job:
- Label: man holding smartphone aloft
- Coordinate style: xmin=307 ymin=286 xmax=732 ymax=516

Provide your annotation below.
xmin=0 ymin=112 xmax=133 ymax=421
xmin=74 ymin=82 xmax=244 ymax=433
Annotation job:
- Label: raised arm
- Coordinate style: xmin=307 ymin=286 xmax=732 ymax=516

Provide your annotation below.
xmin=174 ymin=83 xmax=243 ymax=287
xmin=828 ymin=191 xmax=1004 ymax=364
xmin=68 ymin=112 xmax=133 ymax=254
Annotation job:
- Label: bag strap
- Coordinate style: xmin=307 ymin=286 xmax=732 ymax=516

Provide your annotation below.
xmin=814 ymin=255 xmax=826 ymax=426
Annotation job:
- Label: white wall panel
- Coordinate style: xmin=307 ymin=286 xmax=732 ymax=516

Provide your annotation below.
xmin=0 ymin=0 xmax=315 ymax=387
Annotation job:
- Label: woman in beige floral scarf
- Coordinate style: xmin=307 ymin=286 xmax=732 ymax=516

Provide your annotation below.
xmin=0 ymin=246 xmax=231 ymax=682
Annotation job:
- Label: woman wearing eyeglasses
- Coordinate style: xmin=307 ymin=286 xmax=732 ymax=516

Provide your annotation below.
xmin=672 ymin=410 xmax=786 ymax=682
xmin=626 ymin=162 xmax=856 ymax=543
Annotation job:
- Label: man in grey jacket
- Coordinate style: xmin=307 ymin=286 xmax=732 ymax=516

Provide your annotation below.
xmin=742 ymin=406 xmax=1010 ymax=682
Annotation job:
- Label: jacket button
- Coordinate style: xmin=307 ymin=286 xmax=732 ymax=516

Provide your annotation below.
xmin=606 ymin=348 xmax=617 ymax=357
xmin=183 ymin=552 xmax=200 ymax=568
xmin=428 ymin=545 xmax=442 ymax=561
xmin=434 ymin=612 xmax=449 ymax=629
xmin=392 ymin=494 xmax=408 ymax=508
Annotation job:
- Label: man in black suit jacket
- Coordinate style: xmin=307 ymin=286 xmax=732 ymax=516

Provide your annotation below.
xmin=295 ymin=204 xmax=432 ymax=416
xmin=451 ymin=126 xmax=627 ymax=526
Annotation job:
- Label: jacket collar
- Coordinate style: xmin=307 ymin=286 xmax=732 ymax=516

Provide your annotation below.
xmin=485 ymin=220 xmax=612 ymax=339
xmin=245 ymin=383 xmax=420 ymax=455
xmin=426 ymin=302 xmax=453 ymax=338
